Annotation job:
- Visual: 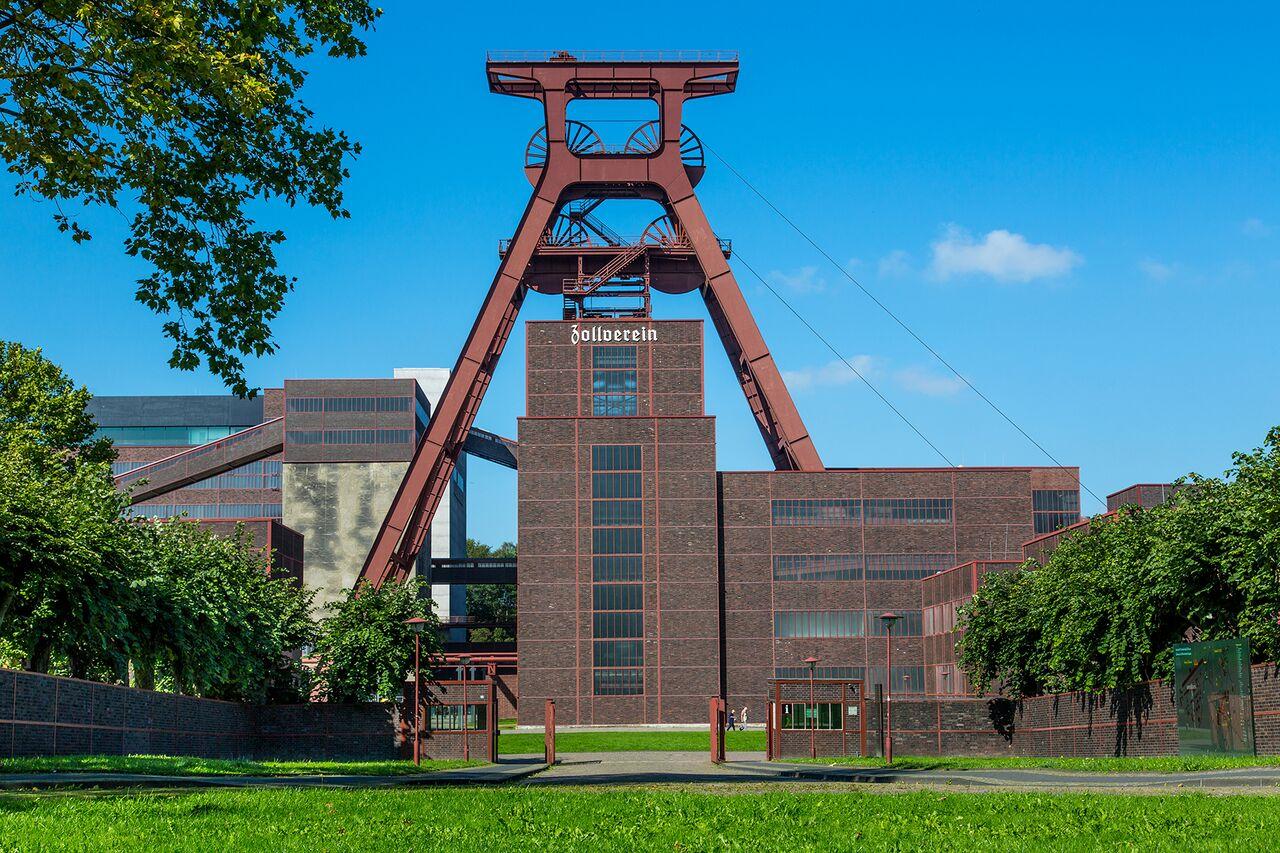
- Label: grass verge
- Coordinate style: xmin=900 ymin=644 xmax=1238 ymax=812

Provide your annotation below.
xmin=0 ymin=755 xmax=480 ymax=777
xmin=498 ymin=729 xmax=766 ymax=754
xmin=783 ymin=754 xmax=1280 ymax=773
xmin=2 ymin=787 xmax=1278 ymax=850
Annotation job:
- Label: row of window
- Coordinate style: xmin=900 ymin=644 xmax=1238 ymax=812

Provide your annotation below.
xmin=95 ymin=425 xmax=255 ymax=447
xmin=594 ymin=612 xmax=643 ymax=638
xmin=593 ymin=346 xmax=638 ymax=369
xmin=426 ymin=704 xmax=487 ymax=732
xmin=593 ymin=555 xmax=643 ymax=582
xmin=770 ymin=499 xmax=953 ymax=527
xmin=592 ymin=499 xmax=643 ymax=526
xmin=593 ymin=668 xmax=643 ymax=696
xmin=924 ymin=600 xmax=962 ymax=636
xmin=774 ymin=666 xmax=926 ymax=694
xmin=1034 ymin=511 xmax=1081 ymax=534
xmin=592 ymin=444 xmax=644 ymax=696
xmin=1032 ymin=489 xmax=1080 ymax=512
xmin=128 ymin=503 xmax=282 ymax=520
xmin=593 ymin=584 xmax=643 ymax=611
xmin=773 ymin=553 xmax=958 ymax=582
xmin=286 ymin=396 xmax=413 ymax=413
xmin=779 ymin=702 xmax=849 ymax=731
xmin=592 ymin=472 xmax=641 ymax=498
xmin=286 ymin=429 xmax=413 ymax=445
xmin=774 ymin=610 xmax=924 ymax=638
xmin=592 ymin=345 xmax=639 ymax=416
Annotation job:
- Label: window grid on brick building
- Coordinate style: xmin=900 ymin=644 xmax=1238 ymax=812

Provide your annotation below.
xmin=773 ymin=553 xmax=958 ymax=582
xmin=773 ymin=610 xmax=923 ymax=639
xmin=591 ymin=345 xmax=638 ymax=417
xmin=286 ymin=396 xmax=412 ymax=413
xmin=1033 ymin=489 xmax=1081 ymax=534
xmin=770 ymin=498 xmax=953 ymax=527
xmin=591 ymin=444 xmax=643 ymax=696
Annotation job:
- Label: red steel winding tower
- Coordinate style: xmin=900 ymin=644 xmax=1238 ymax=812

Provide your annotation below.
xmin=359 ymin=51 xmax=822 ymax=587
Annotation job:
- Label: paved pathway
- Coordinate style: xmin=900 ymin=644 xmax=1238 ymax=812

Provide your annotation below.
xmin=759 ymin=760 xmax=1280 ymax=790
xmin=522 ymin=752 xmax=1280 ymax=791
xmin=0 ymin=759 xmax=545 ymax=791
xmin=7 ymin=753 xmax=1280 ymax=792
xmin=523 ymin=751 xmax=772 ymax=786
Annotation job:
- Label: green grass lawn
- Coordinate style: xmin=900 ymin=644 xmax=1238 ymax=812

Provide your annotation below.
xmin=2 ymin=787 xmax=1278 ymax=850
xmin=498 ymin=728 xmax=766 ymax=754
xmin=785 ymin=754 xmax=1280 ymax=773
xmin=0 ymin=755 xmax=480 ymax=777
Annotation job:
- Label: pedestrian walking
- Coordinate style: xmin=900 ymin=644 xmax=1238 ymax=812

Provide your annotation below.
xmin=727 ymin=709 xmax=736 ymax=731
xmin=740 ymin=706 xmax=749 ymax=727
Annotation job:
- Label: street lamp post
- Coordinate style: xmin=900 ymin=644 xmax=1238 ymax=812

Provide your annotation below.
xmin=879 ymin=612 xmax=900 ymax=764
xmin=404 ymin=617 xmax=429 ymax=766
xmin=804 ymin=656 xmax=821 ymax=759
xmin=459 ymin=654 xmax=472 ymax=762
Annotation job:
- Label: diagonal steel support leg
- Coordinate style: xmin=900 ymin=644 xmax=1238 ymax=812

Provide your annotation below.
xmin=670 ymin=191 xmax=823 ymax=471
xmin=358 ymin=187 xmax=560 ymax=588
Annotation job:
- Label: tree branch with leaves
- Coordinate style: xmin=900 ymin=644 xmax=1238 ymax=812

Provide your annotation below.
xmin=0 ymin=1 xmax=378 ymax=395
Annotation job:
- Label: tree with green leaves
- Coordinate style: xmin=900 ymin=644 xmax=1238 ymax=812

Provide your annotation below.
xmin=313 ymin=579 xmax=439 ymax=703
xmin=1 ymin=2 xmax=378 ymax=395
xmin=958 ymin=426 xmax=1280 ymax=698
xmin=1 ymin=341 xmax=316 ymax=699
xmin=464 ymin=538 xmax=515 ymax=643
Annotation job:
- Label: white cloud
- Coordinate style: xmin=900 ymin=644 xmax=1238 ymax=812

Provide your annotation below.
xmin=929 ymin=225 xmax=1082 ymax=283
xmin=783 ymin=357 xmax=878 ymax=392
xmin=878 ymin=249 xmax=912 ymax=279
xmin=768 ymin=265 xmax=826 ymax=294
xmin=893 ymin=367 xmax=965 ymax=397
xmin=785 ymin=358 xmax=965 ymax=398
xmin=1138 ymin=259 xmax=1178 ymax=282
xmin=1242 ymin=218 xmax=1272 ymax=238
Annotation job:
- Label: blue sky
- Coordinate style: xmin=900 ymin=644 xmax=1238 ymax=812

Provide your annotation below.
xmin=3 ymin=2 xmax=1279 ymax=545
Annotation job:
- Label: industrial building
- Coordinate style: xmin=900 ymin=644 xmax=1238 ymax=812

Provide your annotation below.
xmin=102 ymin=53 xmax=1180 ymax=734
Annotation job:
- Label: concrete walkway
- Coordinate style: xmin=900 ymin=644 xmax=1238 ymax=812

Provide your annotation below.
xmin=0 ymin=758 xmax=546 ymax=791
xmin=524 ymin=751 xmax=773 ymax=786
xmin=521 ymin=752 xmax=1280 ymax=791
xmin=761 ymin=760 xmax=1280 ymax=790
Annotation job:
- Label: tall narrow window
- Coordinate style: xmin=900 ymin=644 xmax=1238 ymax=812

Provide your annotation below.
xmin=591 ymin=444 xmax=643 ymax=695
xmin=592 ymin=346 xmax=638 ymax=416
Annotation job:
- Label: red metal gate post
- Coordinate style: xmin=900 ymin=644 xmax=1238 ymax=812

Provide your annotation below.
xmin=544 ymin=699 xmax=556 ymax=765
xmin=710 ymin=697 xmax=726 ymax=763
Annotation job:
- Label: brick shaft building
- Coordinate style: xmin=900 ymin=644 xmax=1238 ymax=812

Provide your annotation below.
xmin=516 ymin=318 xmax=1082 ymax=725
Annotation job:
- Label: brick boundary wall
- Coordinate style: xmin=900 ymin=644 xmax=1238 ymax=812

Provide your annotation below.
xmin=778 ymin=663 xmax=1280 ymax=759
xmin=0 ymin=669 xmax=487 ymax=762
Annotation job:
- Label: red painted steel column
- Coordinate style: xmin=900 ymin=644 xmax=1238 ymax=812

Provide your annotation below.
xmin=461 ymin=667 xmax=468 ymax=762
xmin=885 ymin=626 xmax=893 ymax=764
xmin=413 ymin=633 xmax=421 ymax=766
xmin=544 ymin=699 xmax=556 ymax=765
xmin=710 ymin=698 xmax=725 ymax=763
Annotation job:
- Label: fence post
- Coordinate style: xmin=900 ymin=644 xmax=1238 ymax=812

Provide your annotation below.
xmin=710 ymin=697 xmax=726 ymax=763
xmin=544 ymin=699 xmax=556 ymax=765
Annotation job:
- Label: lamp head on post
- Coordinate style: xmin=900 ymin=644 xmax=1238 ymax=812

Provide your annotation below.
xmin=804 ymin=655 xmax=821 ymax=673
xmin=879 ymin=612 xmax=900 ymax=630
xmin=404 ymin=617 xmax=429 ymax=634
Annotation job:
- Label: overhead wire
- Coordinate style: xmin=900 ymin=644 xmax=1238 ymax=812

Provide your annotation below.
xmin=706 ymin=143 xmax=1105 ymax=507
xmin=732 ymin=249 xmax=956 ymax=468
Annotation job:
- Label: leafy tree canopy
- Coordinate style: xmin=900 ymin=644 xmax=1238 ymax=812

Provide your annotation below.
xmin=0 ymin=341 xmax=110 ymax=464
xmin=464 ymin=538 xmax=515 ymax=642
xmin=0 ymin=1 xmax=378 ymax=395
xmin=958 ymin=426 xmax=1280 ymax=698
xmin=1 ymin=342 xmax=315 ymax=700
xmin=313 ymin=579 xmax=439 ymax=704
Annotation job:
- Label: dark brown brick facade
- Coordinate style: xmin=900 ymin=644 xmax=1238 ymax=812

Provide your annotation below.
xmin=519 ymin=320 xmax=718 ymax=725
xmin=516 ymin=316 xmax=1085 ymax=727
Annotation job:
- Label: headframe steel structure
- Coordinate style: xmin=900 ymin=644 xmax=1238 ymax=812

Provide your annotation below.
xmin=359 ymin=51 xmax=822 ymax=588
